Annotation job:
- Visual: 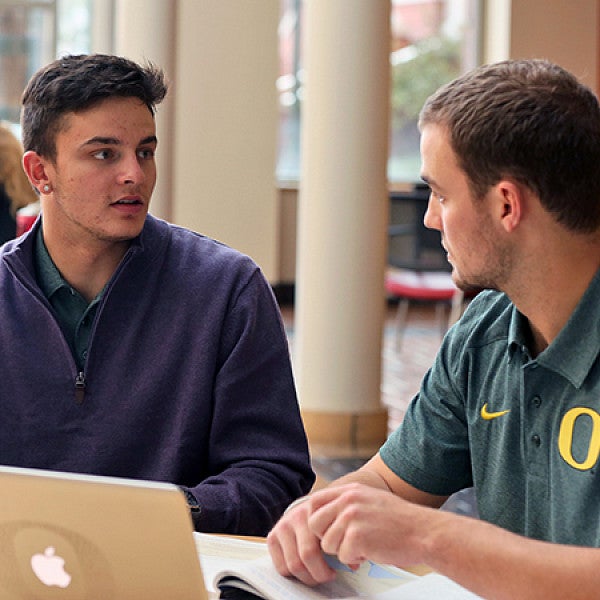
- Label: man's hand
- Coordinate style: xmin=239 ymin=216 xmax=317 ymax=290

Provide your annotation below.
xmin=267 ymin=482 xmax=436 ymax=586
xmin=307 ymin=483 xmax=431 ymax=568
xmin=267 ymin=456 xmax=447 ymax=587
xmin=267 ymin=493 xmax=338 ymax=586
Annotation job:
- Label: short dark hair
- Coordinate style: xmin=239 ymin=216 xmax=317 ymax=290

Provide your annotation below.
xmin=419 ymin=59 xmax=600 ymax=233
xmin=21 ymin=53 xmax=168 ymax=161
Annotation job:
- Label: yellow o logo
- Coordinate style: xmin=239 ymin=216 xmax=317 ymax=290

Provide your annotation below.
xmin=558 ymin=407 xmax=600 ymax=470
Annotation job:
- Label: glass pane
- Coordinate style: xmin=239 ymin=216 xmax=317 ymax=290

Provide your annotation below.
xmin=277 ymin=0 xmax=303 ymax=183
xmin=56 ymin=0 xmax=91 ymax=56
xmin=389 ymin=0 xmax=478 ymax=183
xmin=0 ymin=0 xmax=91 ymax=131
xmin=0 ymin=1 xmax=55 ymax=124
xmin=276 ymin=0 xmax=480 ymax=184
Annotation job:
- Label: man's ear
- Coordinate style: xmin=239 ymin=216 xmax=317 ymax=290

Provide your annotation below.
xmin=493 ymin=180 xmax=523 ymax=233
xmin=22 ymin=151 xmax=50 ymax=194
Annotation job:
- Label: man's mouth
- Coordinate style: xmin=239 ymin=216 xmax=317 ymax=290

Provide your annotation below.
xmin=113 ymin=197 xmax=142 ymax=205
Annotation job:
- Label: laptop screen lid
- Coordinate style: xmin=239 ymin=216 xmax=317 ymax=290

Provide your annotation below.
xmin=0 ymin=465 xmax=208 ymax=599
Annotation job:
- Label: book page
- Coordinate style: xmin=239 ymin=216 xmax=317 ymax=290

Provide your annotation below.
xmin=194 ymin=533 xmax=482 ymax=600
xmin=194 ymin=533 xmax=269 ymax=595
xmin=195 ymin=533 xmax=416 ymax=599
xmin=375 ymin=573 xmax=483 ymax=599
xmin=216 ymin=554 xmax=417 ymax=600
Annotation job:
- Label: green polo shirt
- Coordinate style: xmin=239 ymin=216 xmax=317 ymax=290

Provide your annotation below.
xmin=381 ymin=268 xmax=600 ymax=547
xmin=35 ymin=226 xmax=104 ymax=371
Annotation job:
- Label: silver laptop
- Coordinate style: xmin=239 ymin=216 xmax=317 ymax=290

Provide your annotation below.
xmin=0 ymin=465 xmax=208 ymax=599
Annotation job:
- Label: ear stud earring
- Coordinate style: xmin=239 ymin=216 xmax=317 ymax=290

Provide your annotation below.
xmin=42 ymin=184 xmax=51 ymax=193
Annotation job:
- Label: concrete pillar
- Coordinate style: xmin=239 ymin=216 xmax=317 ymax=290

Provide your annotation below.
xmin=172 ymin=1 xmax=280 ymax=281
xmin=90 ymin=0 xmax=114 ymax=54
xmin=294 ymin=0 xmax=390 ymax=449
xmin=113 ymin=0 xmax=176 ymax=221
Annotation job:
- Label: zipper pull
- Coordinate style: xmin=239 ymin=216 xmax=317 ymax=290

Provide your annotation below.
xmin=75 ymin=372 xmax=86 ymax=404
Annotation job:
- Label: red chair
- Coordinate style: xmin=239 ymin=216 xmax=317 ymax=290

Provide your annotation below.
xmin=16 ymin=200 xmax=40 ymax=236
xmin=385 ymin=268 xmax=465 ymax=349
xmin=386 ymin=185 xmax=468 ymax=349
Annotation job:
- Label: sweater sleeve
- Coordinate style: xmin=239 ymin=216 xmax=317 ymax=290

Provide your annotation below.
xmin=183 ymin=269 xmax=314 ymax=536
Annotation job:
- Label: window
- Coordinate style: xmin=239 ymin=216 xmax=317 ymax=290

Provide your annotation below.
xmin=277 ymin=0 xmax=303 ymax=183
xmin=0 ymin=0 xmax=91 ymax=132
xmin=277 ymin=0 xmax=480 ymax=184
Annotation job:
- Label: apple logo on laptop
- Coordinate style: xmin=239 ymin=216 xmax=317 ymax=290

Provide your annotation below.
xmin=30 ymin=546 xmax=72 ymax=588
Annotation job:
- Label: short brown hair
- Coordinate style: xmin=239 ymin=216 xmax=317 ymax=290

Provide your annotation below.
xmin=21 ymin=53 xmax=168 ymax=161
xmin=419 ymin=59 xmax=600 ymax=233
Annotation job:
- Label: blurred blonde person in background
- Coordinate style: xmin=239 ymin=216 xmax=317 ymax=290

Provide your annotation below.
xmin=0 ymin=122 xmax=37 ymax=244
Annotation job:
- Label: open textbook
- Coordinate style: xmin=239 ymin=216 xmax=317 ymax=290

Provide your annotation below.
xmin=194 ymin=533 xmax=483 ymax=599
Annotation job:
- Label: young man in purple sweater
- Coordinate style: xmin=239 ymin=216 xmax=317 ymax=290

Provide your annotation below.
xmin=0 ymin=53 xmax=314 ymax=535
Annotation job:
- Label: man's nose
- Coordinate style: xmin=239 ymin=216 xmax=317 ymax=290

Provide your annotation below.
xmin=423 ymin=194 xmax=441 ymax=231
xmin=118 ymin=154 xmax=145 ymax=185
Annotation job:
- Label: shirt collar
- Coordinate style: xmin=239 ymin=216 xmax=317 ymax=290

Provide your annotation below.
xmin=35 ymin=223 xmax=68 ymax=299
xmin=507 ymin=267 xmax=600 ymax=388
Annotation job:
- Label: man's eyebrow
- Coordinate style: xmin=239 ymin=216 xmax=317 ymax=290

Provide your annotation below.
xmin=82 ymin=135 xmax=158 ymax=147
xmin=140 ymin=135 xmax=158 ymax=146
xmin=82 ymin=136 xmax=120 ymax=147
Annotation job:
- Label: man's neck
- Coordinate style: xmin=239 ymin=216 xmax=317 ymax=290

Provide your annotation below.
xmin=44 ymin=234 xmax=130 ymax=303
xmin=509 ymin=236 xmax=600 ymax=356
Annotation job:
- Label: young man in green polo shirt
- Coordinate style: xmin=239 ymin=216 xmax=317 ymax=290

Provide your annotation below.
xmin=267 ymin=59 xmax=600 ymax=599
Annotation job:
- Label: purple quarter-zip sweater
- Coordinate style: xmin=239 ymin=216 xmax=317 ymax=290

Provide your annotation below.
xmin=0 ymin=215 xmax=314 ymax=535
